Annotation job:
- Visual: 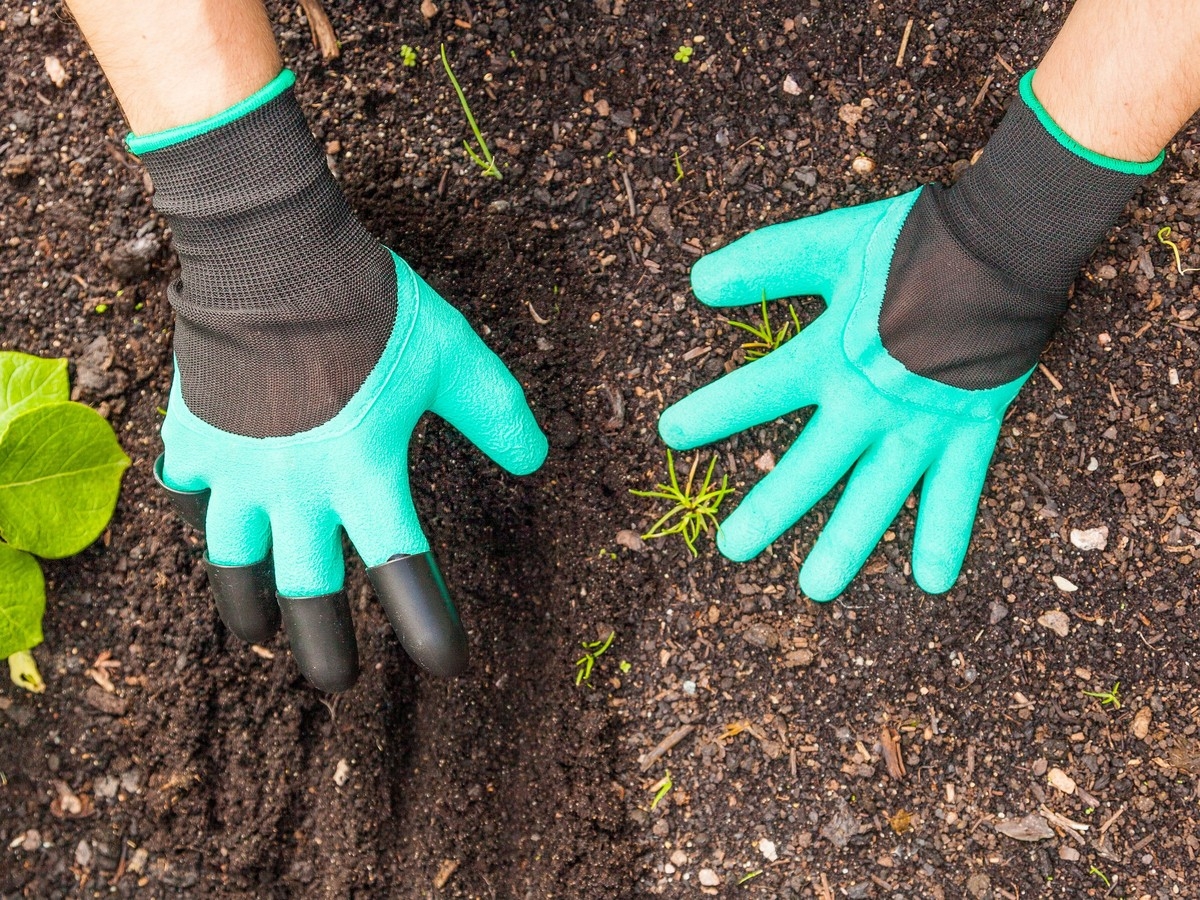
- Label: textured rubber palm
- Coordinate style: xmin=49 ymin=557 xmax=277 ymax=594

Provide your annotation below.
xmin=159 ymin=253 xmax=548 ymax=598
xmin=659 ymin=191 xmax=1028 ymax=601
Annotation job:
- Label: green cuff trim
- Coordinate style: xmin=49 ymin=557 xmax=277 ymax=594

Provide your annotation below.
xmin=125 ymin=69 xmax=296 ymax=156
xmin=1020 ymin=70 xmax=1163 ymax=175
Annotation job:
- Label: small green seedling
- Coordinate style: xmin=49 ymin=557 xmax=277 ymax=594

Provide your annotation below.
xmin=0 ymin=352 xmax=129 ymax=692
xmin=439 ymin=43 xmax=502 ymax=180
xmin=727 ymin=293 xmax=803 ymax=361
xmin=597 ymin=547 xmax=617 ymax=560
xmin=650 ymin=770 xmax=673 ymax=810
xmin=630 ymin=450 xmax=733 ymax=557
xmin=574 ymin=630 xmax=615 ymax=687
xmin=738 ymin=870 xmax=763 ymax=886
xmin=1157 ymin=226 xmax=1200 ymax=275
xmin=1082 ymin=681 xmax=1121 ymax=710
xmin=1089 ymin=866 xmax=1111 ymax=888
xmin=400 ymin=45 xmax=418 ymax=67
xmin=673 ymin=45 xmax=694 ymax=63
xmin=672 ymin=151 xmax=686 ymax=182
xmin=619 ymin=660 xmax=632 ymax=674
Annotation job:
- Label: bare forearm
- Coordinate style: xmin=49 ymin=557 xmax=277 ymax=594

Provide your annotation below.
xmin=1034 ymin=0 xmax=1200 ymax=162
xmin=65 ymin=0 xmax=280 ymax=135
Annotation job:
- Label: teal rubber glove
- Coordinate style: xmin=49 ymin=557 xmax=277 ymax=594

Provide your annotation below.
xmin=659 ymin=191 xmax=1020 ymax=601
xmin=137 ymin=71 xmax=547 ymax=691
xmin=660 ymin=72 xmax=1159 ymax=601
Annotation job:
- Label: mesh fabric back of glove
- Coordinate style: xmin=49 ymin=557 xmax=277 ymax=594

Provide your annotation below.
xmin=141 ymin=86 xmax=396 ymax=437
xmin=878 ymin=87 xmax=1147 ymax=391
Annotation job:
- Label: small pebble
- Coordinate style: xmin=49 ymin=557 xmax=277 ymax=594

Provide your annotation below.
xmin=682 ymin=680 xmax=697 ymax=695
xmin=851 ymin=156 xmax=876 ymax=175
xmin=670 ymin=849 xmax=688 ymax=866
xmin=1052 ymin=575 xmax=1078 ymax=593
xmin=988 ymin=600 xmax=1009 ymax=624
xmin=1038 ymin=610 xmax=1071 ymax=637
xmin=1069 ymin=526 xmax=1109 ymax=551
xmin=698 ymin=868 xmax=721 ymax=887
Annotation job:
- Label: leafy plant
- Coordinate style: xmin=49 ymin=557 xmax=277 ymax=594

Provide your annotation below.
xmin=439 ymin=43 xmax=502 ymax=180
xmin=0 ymin=352 xmax=129 ymax=692
xmin=574 ymin=630 xmax=615 ymax=687
xmin=727 ymin=293 xmax=803 ymax=360
xmin=673 ymin=45 xmax=693 ymax=63
xmin=400 ymin=44 xmax=418 ymax=67
xmin=1082 ymin=681 xmax=1121 ymax=709
xmin=630 ymin=450 xmax=733 ymax=556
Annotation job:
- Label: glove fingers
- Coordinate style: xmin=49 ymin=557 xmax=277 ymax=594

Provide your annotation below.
xmin=798 ymin=439 xmax=930 ymax=602
xmin=911 ymin=424 xmax=1000 ymax=594
xmin=430 ymin=307 xmax=548 ymax=476
xmin=690 ymin=203 xmax=881 ymax=308
xmin=200 ymin=490 xmax=279 ymax=642
xmin=341 ymin=490 xmax=468 ymax=677
xmin=277 ymin=591 xmax=359 ymax=692
xmin=717 ymin=411 xmax=872 ymax=562
xmin=658 ymin=335 xmax=821 ymax=450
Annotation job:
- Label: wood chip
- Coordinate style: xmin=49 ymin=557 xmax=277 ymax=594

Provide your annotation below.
xmin=1046 ymin=767 xmax=1076 ymax=795
xmin=1038 ymin=804 xmax=1089 ymax=845
xmin=298 ymin=0 xmax=341 ymax=59
xmin=433 ymin=859 xmax=458 ymax=889
xmin=1037 ymin=610 xmax=1070 ymax=637
xmin=84 ymin=685 xmax=128 ymax=716
xmin=44 ymin=56 xmax=68 ymax=88
xmin=638 ymin=724 xmax=696 ymax=772
xmin=895 ymin=18 xmax=914 ymax=67
xmin=880 ymin=726 xmax=905 ymax=779
xmin=1131 ymin=706 xmax=1152 ymax=740
xmin=420 ymin=0 xmax=439 ymax=19
xmin=994 ymin=813 xmax=1054 ymax=842
xmin=615 ymin=530 xmax=647 ymax=552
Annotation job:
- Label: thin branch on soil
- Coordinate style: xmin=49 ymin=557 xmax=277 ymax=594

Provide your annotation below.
xmin=297 ymin=0 xmax=340 ymax=60
xmin=639 ymin=724 xmax=696 ymax=772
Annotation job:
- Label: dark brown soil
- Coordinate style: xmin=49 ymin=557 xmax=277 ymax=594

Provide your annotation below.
xmin=2 ymin=1 xmax=1199 ymax=898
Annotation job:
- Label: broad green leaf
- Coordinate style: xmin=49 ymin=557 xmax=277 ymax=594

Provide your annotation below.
xmin=0 ymin=542 xmax=44 ymax=660
xmin=0 ymin=402 xmax=130 ymax=558
xmin=0 ymin=352 xmax=69 ymax=434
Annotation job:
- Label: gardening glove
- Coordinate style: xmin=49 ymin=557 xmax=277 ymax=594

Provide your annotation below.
xmin=137 ymin=70 xmax=547 ymax=692
xmin=659 ymin=71 xmax=1160 ymax=601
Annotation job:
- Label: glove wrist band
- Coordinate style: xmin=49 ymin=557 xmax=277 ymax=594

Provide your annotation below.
xmin=131 ymin=71 xmax=398 ymax=438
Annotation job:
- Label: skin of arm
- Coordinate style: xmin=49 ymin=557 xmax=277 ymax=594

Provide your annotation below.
xmin=64 ymin=0 xmax=280 ymax=135
xmin=1034 ymin=0 xmax=1200 ymax=162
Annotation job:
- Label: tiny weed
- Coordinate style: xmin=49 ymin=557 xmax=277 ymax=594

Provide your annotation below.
xmin=400 ymin=45 xmax=418 ymax=67
xmin=737 ymin=870 xmax=763 ymax=886
xmin=672 ymin=151 xmax=686 ymax=182
xmin=1082 ymin=681 xmax=1121 ymax=709
xmin=630 ymin=450 xmax=733 ymax=557
xmin=93 ymin=303 xmax=109 ymax=314
xmin=650 ymin=770 xmax=673 ymax=810
xmin=574 ymin=630 xmax=615 ymax=687
xmin=1089 ymin=866 xmax=1111 ymax=888
xmin=619 ymin=660 xmax=632 ymax=674
xmin=597 ymin=547 xmax=617 ymax=560
xmin=1157 ymin=226 xmax=1200 ymax=275
xmin=727 ymin=293 xmax=802 ymax=360
xmin=673 ymin=45 xmax=694 ymax=63
xmin=439 ymin=44 xmax=502 ymax=180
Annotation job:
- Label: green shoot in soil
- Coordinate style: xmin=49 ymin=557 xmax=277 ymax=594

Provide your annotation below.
xmin=673 ymin=45 xmax=693 ymax=63
xmin=727 ymin=293 xmax=802 ymax=360
xmin=400 ymin=45 xmax=418 ymax=67
xmin=574 ymin=630 xmax=615 ymax=687
xmin=1082 ymin=681 xmax=1121 ymax=709
xmin=440 ymin=43 xmax=501 ymax=180
xmin=1157 ymin=226 xmax=1200 ymax=275
xmin=630 ymin=450 xmax=733 ymax=557
xmin=1089 ymin=866 xmax=1111 ymax=888
xmin=673 ymin=151 xmax=686 ymax=182
xmin=650 ymin=770 xmax=673 ymax=810
xmin=738 ymin=871 xmax=763 ymax=886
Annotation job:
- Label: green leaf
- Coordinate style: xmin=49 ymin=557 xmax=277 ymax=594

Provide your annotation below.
xmin=0 ymin=542 xmax=45 ymax=659
xmin=0 ymin=352 xmax=69 ymax=434
xmin=0 ymin=402 xmax=130 ymax=558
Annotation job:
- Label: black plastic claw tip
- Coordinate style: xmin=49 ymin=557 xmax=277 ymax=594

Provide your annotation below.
xmin=153 ymin=454 xmax=209 ymax=532
xmin=368 ymin=552 xmax=468 ymax=677
xmin=277 ymin=591 xmax=360 ymax=693
xmin=205 ymin=556 xmax=280 ymax=644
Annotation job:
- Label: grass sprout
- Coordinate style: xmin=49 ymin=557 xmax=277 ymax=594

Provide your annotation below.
xmin=440 ymin=43 xmax=502 ymax=180
xmin=574 ymin=630 xmax=615 ymax=687
xmin=1082 ymin=681 xmax=1121 ymax=709
xmin=650 ymin=770 xmax=673 ymax=810
xmin=630 ymin=450 xmax=733 ymax=556
xmin=1157 ymin=226 xmax=1200 ymax=275
xmin=727 ymin=293 xmax=802 ymax=360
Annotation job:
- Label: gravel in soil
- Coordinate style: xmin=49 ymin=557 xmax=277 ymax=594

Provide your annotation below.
xmin=2 ymin=1 xmax=1199 ymax=898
